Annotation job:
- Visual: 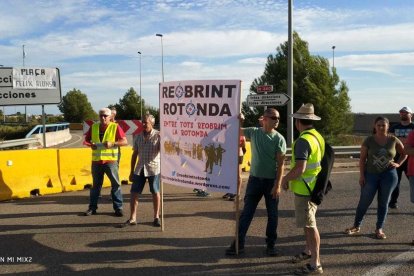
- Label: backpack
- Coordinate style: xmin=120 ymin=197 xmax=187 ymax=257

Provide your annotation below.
xmin=301 ymin=132 xmax=335 ymax=205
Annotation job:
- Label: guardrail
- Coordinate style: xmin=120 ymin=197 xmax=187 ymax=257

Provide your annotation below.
xmin=286 ymin=145 xmax=360 ymax=157
xmin=25 ymin=123 xmax=70 ymax=138
xmin=0 ymin=137 xmax=41 ymax=149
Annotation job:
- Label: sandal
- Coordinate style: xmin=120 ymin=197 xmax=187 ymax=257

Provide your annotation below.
xmin=345 ymin=226 xmax=360 ymax=235
xmin=291 ymin=252 xmax=312 ymax=263
xmin=375 ymin=229 xmax=386 ymax=240
xmin=118 ymin=219 xmax=137 ymax=228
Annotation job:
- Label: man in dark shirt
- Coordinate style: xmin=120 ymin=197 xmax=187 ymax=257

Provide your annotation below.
xmin=389 ymin=106 xmax=414 ymax=209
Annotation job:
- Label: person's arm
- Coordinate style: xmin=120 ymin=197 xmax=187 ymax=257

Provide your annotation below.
xmin=404 ymin=131 xmax=414 ymax=155
xmin=83 ymin=128 xmax=96 ymax=149
xmin=359 ymin=145 xmax=368 ymax=187
xmin=281 ymin=159 xmax=306 ymax=191
xmin=272 ymin=152 xmax=286 ymax=198
xmin=391 ymin=138 xmax=407 ymax=167
xmin=129 ymin=149 xmax=138 ymax=181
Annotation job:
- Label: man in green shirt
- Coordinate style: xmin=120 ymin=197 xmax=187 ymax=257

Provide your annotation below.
xmin=226 ymin=108 xmax=286 ymax=256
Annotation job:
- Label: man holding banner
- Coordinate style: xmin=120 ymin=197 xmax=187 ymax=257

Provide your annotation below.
xmin=226 ymin=108 xmax=286 ymax=256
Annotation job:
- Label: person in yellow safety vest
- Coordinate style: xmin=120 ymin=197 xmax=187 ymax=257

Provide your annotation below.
xmin=83 ymin=107 xmax=128 ymax=217
xmin=282 ymin=103 xmax=325 ymax=275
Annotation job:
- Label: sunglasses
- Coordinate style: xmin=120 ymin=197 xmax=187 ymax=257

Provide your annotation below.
xmin=265 ymin=116 xmax=280 ymax=121
xmin=99 ymin=114 xmax=109 ymax=118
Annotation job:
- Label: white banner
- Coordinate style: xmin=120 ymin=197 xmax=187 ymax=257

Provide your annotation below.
xmin=0 ymin=67 xmax=61 ymax=106
xmin=13 ymin=68 xmax=58 ymax=90
xmin=160 ymin=80 xmax=241 ymax=193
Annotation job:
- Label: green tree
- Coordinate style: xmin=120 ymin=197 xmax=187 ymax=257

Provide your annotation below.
xmin=58 ymin=88 xmax=97 ymax=122
xmin=249 ymin=32 xmax=352 ymax=143
xmin=112 ymin=87 xmax=145 ymax=120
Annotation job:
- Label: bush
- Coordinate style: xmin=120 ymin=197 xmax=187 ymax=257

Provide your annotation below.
xmin=325 ymin=134 xmax=365 ymax=146
xmin=0 ymin=125 xmax=34 ymax=140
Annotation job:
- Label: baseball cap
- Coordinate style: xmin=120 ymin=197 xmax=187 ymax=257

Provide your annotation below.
xmin=399 ymin=106 xmax=412 ymax=113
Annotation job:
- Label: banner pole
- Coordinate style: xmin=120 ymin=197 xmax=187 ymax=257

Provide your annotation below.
xmin=161 ymin=180 xmax=164 ymax=231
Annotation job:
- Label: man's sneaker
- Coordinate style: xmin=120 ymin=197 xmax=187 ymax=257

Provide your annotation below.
xmin=153 ymin=218 xmax=161 ymax=227
xmin=389 ymin=203 xmax=398 ymax=209
xmin=222 ymin=193 xmax=231 ymax=199
xmin=197 ymin=190 xmax=210 ymax=197
xmin=294 ymin=263 xmax=323 ymax=275
xmin=225 ymin=242 xmax=244 ymax=256
xmin=115 ymin=209 xmax=123 ymax=217
xmin=193 ymin=188 xmax=201 ymax=193
xmin=84 ymin=209 xmax=97 ymax=216
xmin=266 ymin=245 xmax=279 ymax=256
xmin=228 ymin=194 xmax=237 ymax=201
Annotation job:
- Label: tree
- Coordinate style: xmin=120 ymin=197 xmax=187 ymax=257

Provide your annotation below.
xmin=58 ymin=88 xmax=97 ymax=122
xmin=112 ymin=87 xmax=144 ymax=120
xmin=249 ymin=32 xmax=353 ymax=142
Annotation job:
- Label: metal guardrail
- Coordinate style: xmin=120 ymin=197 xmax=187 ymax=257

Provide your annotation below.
xmin=25 ymin=123 xmax=70 ymax=138
xmin=0 ymin=137 xmax=41 ymax=149
xmin=286 ymin=145 xmax=360 ymax=157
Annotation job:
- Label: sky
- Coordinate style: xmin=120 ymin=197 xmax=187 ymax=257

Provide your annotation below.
xmin=1 ymin=0 xmax=414 ymax=116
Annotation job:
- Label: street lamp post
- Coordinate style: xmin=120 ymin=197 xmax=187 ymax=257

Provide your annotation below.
xmin=155 ymin=34 xmax=164 ymax=82
xmin=332 ymin=45 xmax=336 ymax=69
xmin=138 ymin=51 xmax=142 ymax=120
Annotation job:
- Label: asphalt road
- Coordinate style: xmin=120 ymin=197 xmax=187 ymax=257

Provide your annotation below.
xmin=0 ymin=167 xmax=413 ymax=275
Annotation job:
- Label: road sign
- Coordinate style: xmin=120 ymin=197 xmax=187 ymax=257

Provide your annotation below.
xmin=0 ymin=67 xmax=61 ymax=106
xmin=83 ymin=120 xmax=144 ymax=136
xmin=247 ymin=93 xmax=290 ymax=106
xmin=256 ymin=85 xmax=273 ymax=93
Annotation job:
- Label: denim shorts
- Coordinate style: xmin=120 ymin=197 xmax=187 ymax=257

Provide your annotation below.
xmin=131 ymin=171 xmax=160 ymax=194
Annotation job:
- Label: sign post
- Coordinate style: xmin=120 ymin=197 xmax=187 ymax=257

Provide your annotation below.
xmin=256 ymin=85 xmax=274 ymax=93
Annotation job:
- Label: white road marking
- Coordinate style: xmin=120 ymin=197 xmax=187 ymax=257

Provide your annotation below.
xmin=362 ymin=247 xmax=414 ymax=276
xmin=60 ymin=133 xmax=83 ymax=148
xmin=332 ymin=170 xmax=359 ymax=174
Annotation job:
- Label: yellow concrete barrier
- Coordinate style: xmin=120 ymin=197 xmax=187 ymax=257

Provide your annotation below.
xmin=58 ymin=148 xmax=94 ymax=192
xmin=241 ymin=141 xmax=251 ymax=172
xmin=58 ymin=147 xmax=133 ymax=192
xmin=118 ymin=146 xmax=133 ymax=185
xmin=0 ymin=149 xmax=62 ymax=201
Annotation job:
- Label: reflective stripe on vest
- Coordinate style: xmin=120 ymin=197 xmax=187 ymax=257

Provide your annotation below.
xmin=91 ymin=122 xmax=118 ymax=161
xmin=289 ymin=129 xmax=325 ymax=196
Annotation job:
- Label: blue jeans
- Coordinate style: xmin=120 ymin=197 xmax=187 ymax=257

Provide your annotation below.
xmin=354 ymin=169 xmax=397 ymax=230
xmin=89 ymin=162 xmax=123 ymax=211
xmin=238 ymin=176 xmax=278 ymax=247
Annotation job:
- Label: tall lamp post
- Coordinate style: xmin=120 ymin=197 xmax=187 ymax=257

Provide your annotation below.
xmin=155 ymin=34 xmax=164 ymax=82
xmin=137 ymin=51 xmax=142 ymax=120
xmin=332 ymin=45 xmax=336 ymax=69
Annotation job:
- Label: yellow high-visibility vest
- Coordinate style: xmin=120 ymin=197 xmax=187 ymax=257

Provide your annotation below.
xmin=91 ymin=122 xmax=118 ymax=161
xmin=289 ymin=129 xmax=325 ymax=195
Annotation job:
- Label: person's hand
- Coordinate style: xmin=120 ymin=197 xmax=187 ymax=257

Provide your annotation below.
xmin=272 ymin=185 xmax=281 ymax=199
xmin=104 ymin=141 xmax=113 ymax=149
xmin=91 ymin=143 xmax=97 ymax=150
xmin=388 ymin=161 xmax=400 ymax=169
xmin=282 ymin=179 xmax=289 ymax=191
xmin=359 ymin=176 xmax=365 ymax=187
xmin=129 ymin=172 xmax=134 ymax=182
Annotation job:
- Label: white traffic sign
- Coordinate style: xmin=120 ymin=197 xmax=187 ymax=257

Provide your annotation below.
xmin=247 ymin=93 xmax=290 ymax=106
xmin=257 ymin=85 xmax=273 ymax=93
xmin=0 ymin=67 xmax=61 ymax=106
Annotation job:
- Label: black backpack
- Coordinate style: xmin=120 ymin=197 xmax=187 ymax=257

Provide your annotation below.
xmin=301 ymin=132 xmax=335 ymax=205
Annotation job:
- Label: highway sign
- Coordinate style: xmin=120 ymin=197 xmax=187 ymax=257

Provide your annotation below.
xmin=0 ymin=67 xmax=61 ymax=106
xmin=247 ymin=93 xmax=290 ymax=106
xmin=256 ymin=85 xmax=273 ymax=93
